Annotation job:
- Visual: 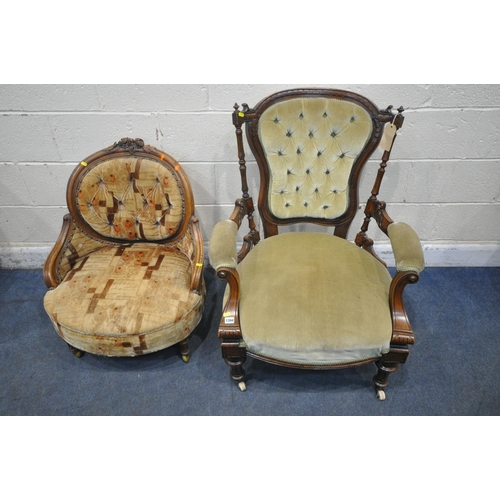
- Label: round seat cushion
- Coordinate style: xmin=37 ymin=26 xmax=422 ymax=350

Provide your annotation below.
xmin=236 ymin=232 xmax=393 ymax=365
xmin=44 ymin=243 xmax=204 ymax=356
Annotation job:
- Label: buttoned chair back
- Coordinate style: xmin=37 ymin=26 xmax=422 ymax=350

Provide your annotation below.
xmin=70 ymin=138 xmax=192 ymax=243
xmin=243 ymin=90 xmax=385 ymax=238
xmin=43 ymin=138 xmax=205 ymax=360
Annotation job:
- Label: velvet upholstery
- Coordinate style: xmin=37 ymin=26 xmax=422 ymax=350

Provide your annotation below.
xmin=388 ymin=222 xmax=425 ymax=274
xmin=259 ymin=97 xmax=373 ymax=220
xmin=76 ymin=156 xmax=184 ymax=241
xmin=228 ymin=232 xmax=393 ymax=365
xmin=209 ymin=219 xmax=238 ymax=270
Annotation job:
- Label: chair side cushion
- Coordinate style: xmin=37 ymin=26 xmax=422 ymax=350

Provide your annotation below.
xmin=236 ymin=232 xmax=392 ymax=365
xmin=44 ymin=243 xmax=204 ymax=356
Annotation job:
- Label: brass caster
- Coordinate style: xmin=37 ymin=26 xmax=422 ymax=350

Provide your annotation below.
xmin=68 ymin=344 xmax=84 ymax=358
xmin=181 ymin=354 xmax=190 ymax=363
xmin=238 ymin=381 xmax=247 ymax=392
xmin=376 ymin=390 xmax=386 ymax=401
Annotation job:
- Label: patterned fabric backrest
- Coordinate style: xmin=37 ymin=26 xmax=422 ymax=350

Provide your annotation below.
xmin=69 ymin=140 xmax=192 ymax=243
xmin=252 ymin=93 xmax=379 ymax=224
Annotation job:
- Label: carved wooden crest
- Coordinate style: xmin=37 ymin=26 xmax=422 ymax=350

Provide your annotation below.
xmin=107 ymin=137 xmax=146 ymax=154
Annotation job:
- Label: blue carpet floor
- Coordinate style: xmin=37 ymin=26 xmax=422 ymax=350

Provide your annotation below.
xmin=0 ymin=266 xmax=499 ymax=416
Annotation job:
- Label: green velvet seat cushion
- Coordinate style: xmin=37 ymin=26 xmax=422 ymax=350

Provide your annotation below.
xmin=236 ymin=232 xmax=393 ymax=365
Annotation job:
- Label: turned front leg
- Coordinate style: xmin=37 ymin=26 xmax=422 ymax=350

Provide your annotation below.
xmin=373 ymin=345 xmax=409 ymax=400
xmin=373 ymin=360 xmax=399 ymax=400
xmin=221 ymin=341 xmax=247 ymax=391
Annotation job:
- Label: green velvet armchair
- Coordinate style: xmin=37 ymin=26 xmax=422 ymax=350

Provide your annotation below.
xmin=209 ymin=89 xmax=424 ymax=399
xmin=43 ymin=138 xmax=205 ymax=360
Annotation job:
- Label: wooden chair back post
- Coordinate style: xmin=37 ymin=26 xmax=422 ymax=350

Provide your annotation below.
xmin=355 ymin=107 xmax=405 ymax=260
xmin=232 ymin=104 xmax=260 ymax=260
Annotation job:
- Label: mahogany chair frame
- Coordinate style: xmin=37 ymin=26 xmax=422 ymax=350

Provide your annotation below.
xmin=215 ymin=88 xmax=419 ymax=399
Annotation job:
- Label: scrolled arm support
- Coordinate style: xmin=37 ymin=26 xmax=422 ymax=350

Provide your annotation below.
xmin=387 ymin=222 xmax=424 ymax=345
xmin=189 ymin=216 xmax=205 ymax=293
xmin=43 ymin=213 xmax=73 ymax=288
xmin=216 ymin=267 xmax=243 ymax=340
xmin=389 ymin=271 xmax=420 ymax=345
xmin=209 ymin=219 xmax=243 ymax=339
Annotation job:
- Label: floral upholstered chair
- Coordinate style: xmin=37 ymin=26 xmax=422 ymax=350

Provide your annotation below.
xmin=43 ymin=138 xmax=205 ymax=361
xmin=209 ymin=89 xmax=424 ymax=399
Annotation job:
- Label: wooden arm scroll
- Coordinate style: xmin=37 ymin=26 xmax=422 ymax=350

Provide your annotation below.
xmin=43 ymin=214 xmax=74 ymax=289
xmin=389 ymin=271 xmax=420 ymax=345
xmin=189 ymin=216 xmax=205 ymax=294
xmin=216 ymin=267 xmax=243 ymax=340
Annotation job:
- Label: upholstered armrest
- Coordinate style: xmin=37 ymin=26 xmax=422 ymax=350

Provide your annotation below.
xmin=43 ymin=214 xmax=108 ymax=289
xmin=209 ymin=220 xmax=239 ymax=270
xmin=387 ymin=222 xmax=425 ymax=274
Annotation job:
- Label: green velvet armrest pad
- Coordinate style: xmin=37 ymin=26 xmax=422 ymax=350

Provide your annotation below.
xmin=209 ymin=220 xmax=238 ymax=270
xmin=387 ymin=222 xmax=425 ymax=274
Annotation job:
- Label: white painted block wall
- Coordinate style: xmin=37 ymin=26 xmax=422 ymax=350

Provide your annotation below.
xmin=0 ymin=84 xmax=499 ymax=268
